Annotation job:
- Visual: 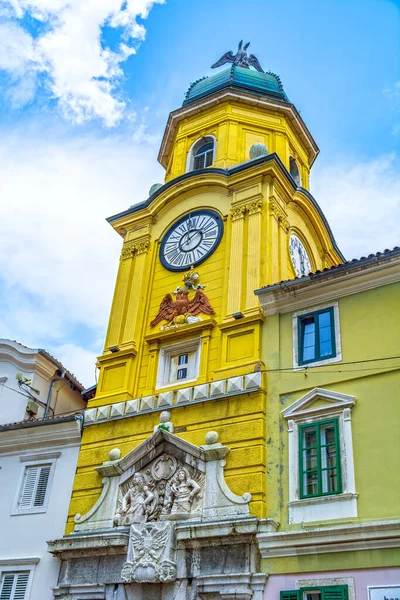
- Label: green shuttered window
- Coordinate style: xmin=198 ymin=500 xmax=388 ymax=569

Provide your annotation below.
xmin=298 ymin=307 xmax=336 ymax=365
xmin=299 ymin=418 xmax=342 ymax=498
xmin=281 ymin=586 xmax=348 ymax=600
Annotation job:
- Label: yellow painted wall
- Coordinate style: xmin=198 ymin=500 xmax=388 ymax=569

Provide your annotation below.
xmin=263 ymin=281 xmax=400 ymax=528
xmin=67 ymin=94 xmax=343 ymax=545
xmin=163 ymin=101 xmax=312 ymax=188
xmin=66 ymin=390 xmax=266 ymax=534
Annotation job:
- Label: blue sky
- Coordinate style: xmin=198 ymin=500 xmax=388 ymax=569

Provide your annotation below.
xmin=0 ymin=0 xmax=398 ymax=386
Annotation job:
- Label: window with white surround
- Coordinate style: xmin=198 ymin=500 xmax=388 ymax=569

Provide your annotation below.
xmin=186 ymin=136 xmax=216 ymax=172
xmin=0 ymin=561 xmax=38 ymax=600
xmin=293 ymin=302 xmax=342 ymax=369
xmin=281 ymin=388 xmax=357 ymax=523
xmin=156 ymin=339 xmax=200 ymax=389
xmin=0 ymin=572 xmax=29 ymax=600
xmin=11 ymin=453 xmax=60 ymax=515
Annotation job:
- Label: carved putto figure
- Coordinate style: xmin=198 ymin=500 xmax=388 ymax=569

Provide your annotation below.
xmin=212 ymin=40 xmax=264 ymax=73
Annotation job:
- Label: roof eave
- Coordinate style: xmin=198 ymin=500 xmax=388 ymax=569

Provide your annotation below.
xmin=157 ymin=88 xmax=319 ymax=170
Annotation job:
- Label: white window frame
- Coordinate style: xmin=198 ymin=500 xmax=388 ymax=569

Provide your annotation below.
xmin=186 ymin=135 xmax=217 ymax=173
xmin=11 ymin=453 xmax=60 ymax=516
xmin=282 ymin=388 xmax=357 ymax=523
xmin=296 ymin=577 xmax=355 ymax=600
xmin=0 ymin=559 xmax=39 ymax=600
xmin=156 ymin=339 xmax=201 ymax=390
xmin=293 ymin=301 xmax=342 ymax=369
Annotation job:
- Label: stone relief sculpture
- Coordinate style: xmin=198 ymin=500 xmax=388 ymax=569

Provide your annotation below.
xmin=164 ymin=466 xmax=201 ymax=518
xmin=121 ymin=521 xmax=177 ymax=584
xmin=114 ymin=453 xmax=204 ymax=526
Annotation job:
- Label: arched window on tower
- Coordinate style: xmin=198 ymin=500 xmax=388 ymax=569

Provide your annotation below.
xmin=289 ymin=156 xmax=301 ymax=186
xmin=187 ymin=137 xmax=215 ymax=172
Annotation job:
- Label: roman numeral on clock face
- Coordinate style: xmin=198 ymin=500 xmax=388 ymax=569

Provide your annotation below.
xmin=160 ymin=210 xmax=223 ymax=272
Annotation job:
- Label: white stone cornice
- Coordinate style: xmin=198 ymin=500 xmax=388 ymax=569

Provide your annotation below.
xmin=256 ymin=519 xmax=400 ymax=558
xmin=257 ymin=256 xmax=400 ymax=316
xmin=0 ymin=339 xmax=38 ymax=372
xmin=0 ymin=419 xmax=82 ymax=455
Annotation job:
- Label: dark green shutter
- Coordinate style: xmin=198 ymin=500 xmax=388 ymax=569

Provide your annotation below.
xmin=281 ymin=591 xmax=300 ymax=600
xmin=321 ymin=586 xmax=348 ymax=600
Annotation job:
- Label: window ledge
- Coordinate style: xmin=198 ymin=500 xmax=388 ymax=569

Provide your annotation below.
xmin=11 ymin=506 xmax=48 ymax=516
xmin=288 ymin=492 xmax=358 ymax=508
xmin=145 ymin=318 xmax=216 ymax=344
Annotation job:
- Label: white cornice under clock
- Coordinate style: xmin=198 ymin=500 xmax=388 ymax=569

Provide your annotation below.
xmin=257 ymin=258 xmax=400 ymax=316
xmin=256 ymin=519 xmax=400 ymax=558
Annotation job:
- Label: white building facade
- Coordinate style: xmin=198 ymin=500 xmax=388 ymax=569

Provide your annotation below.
xmin=0 ymin=340 xmax=86 ymax=600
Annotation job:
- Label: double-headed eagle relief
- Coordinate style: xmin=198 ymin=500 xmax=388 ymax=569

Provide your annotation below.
xmin=211 ymin=40 xmax=264 ymax=73
xmin=150 ymin=268 xmax=214 ymax=329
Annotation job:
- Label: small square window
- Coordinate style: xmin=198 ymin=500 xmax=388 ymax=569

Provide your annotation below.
xmin=299 ymin=418 xmax=342 ymax=499
xmin=298 ymin=307 xmax=336 ymax=365
xmin=156 ymin=340 xmax=200 ymax=389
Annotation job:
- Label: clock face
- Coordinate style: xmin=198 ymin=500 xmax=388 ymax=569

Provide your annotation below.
xmin=160 ymin=209 xmax=223 ymax=271
xmin=289 ymin=234 xmax=312 ymax=277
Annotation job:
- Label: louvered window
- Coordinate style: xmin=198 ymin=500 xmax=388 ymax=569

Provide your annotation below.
xmin=0 ymin=572 xmax=29 ymax=600
xmin=280 ymin=586 xmax=348 ymax=600
xmin=19 ymin=464 xmax=51 ymax=509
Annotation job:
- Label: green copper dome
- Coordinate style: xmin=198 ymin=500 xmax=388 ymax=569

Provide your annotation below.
xmin=183 ymin=64 xmax=289 ymax=106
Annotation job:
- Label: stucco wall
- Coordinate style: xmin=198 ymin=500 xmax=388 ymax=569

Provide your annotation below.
xmin=0 ymin=419 xmax=81 ymax=600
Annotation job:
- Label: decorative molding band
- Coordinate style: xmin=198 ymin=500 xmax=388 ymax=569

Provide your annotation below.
xmin=0 ymin=558 xmax=40 ymax=566
xmin=257 ymin=261 xmax=400 ymax=316
xmin=20 ymin=451 xmax=61 ymax=462
xmin=84 ymin=372 xmax=263 ymax=426
xmin=256 ymin=519 xmax=400 ymax=558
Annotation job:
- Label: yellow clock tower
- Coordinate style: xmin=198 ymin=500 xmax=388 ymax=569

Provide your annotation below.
xmin=53 ymin=44 xmax=346 ymax=599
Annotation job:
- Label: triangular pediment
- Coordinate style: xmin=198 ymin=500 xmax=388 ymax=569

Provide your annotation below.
xmin=282 ymin=387 xmax=355 ymax=419
xmin=117 ymin=429 xmax=205 ymax=486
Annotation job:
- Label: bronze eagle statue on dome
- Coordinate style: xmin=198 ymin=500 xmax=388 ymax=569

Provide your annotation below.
xmin=211 ymin=40 xmax=264 ymax=73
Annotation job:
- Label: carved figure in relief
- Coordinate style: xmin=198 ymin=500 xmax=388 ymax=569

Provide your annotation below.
xmin=117 ymin=473 xmax=157 ymax=525
xmin=166 ymin=467 xmax=201 ymax=517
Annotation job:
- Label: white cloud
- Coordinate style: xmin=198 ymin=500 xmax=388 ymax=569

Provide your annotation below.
xmin=0 ymin=0 xmax=165 ymax=124
xmin=311 ymin=154 xmax=400 ymax=260
xmin=51 ymin=343 xmax=99 ymax=388
xmin=0 ymin=126 xmax=164 ymax=385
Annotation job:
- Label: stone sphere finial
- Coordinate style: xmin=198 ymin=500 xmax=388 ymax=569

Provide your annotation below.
xmin=160 ymin=411 xmax=172 ymax=423
xmin=149 ymin=183 xmax=163 ymax=196
xmin=205 ymin=431 xmax=219 ymax=445
xmin=249 ymin=143 xmax=268 ymax=160
xmin=109 ymin=448 xmax=121 ymax=461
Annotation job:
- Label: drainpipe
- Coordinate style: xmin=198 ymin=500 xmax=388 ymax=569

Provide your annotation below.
xmin=44 ymin=370 xmax=65 ymax=417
